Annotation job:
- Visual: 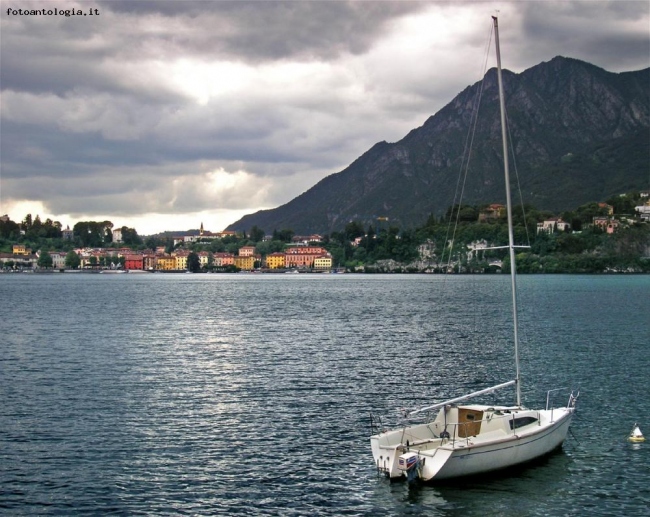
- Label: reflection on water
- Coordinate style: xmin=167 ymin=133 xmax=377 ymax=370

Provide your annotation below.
xmin=1 ymin=274 xmax=648 ymax=515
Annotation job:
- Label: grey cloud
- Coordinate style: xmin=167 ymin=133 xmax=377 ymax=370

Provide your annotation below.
xmin=97 ymin=0 xmax=430 ymax=61
xmin=3 ymin=158 xmax=290 ymax=217
xmin=2 ymin=1 xmax=428 ymax=97
xmin=515 ymin=1 xmax=650 ymax=72
xmin=2 ymin=0 xmax=649 ymax=231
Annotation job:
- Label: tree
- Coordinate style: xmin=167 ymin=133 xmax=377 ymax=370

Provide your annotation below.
xmin=103 ymin=221 xmax=114 ymax=244
xmin=0 ymin=217 xmax=20 ymax=239
xmin=37 ymin=251 xmax=53 ymax=269
xmin=187 ymin=252 xmax=201 ymax=272
xmin=106 ymin=254 xmax=123 ymax=268
xmin=606 ymin=193 xmax=637 ymax=215
xmin=120 ymin=226 xmax=142 ymax=246
xmin=272 ymin=229 xmax=295 ymax=243
xmin=249 ymin=225 xmax=265 ymax=243
xmin=22 ymin=214 xmax=33 ymax=232
xmin=144 ymin=235 xmax=163 ymax=250
xmin=65 ymin=250 xmax=80 ymax=269
xmin=74 ymin=221 xmax=110 ymax=247
xmin=459 ymin=206 xmax=479 ymax=222
xmin=344 ymin=221 xmax=365 ymax=241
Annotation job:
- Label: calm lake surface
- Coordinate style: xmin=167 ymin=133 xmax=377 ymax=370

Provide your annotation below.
xmin=1 ymin=273 xmax=649 ymax=515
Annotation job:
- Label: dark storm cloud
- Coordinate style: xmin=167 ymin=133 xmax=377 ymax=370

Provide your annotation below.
xmin=1 ymin=4 xmax=186 ymax=100
xmin=97 ymin=0 xmax=429 ymax=61
xmin=2 ymin=0 xmax=429 ymax=96
xmin=515 ymin=0 xmax=650 ymax=71
xmin=1 ymin=0 xmax=649 ymax=233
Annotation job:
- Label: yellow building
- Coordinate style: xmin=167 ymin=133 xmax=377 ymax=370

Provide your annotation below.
xmin=12 ymin=244 xmax=28 ymax=255
xmin=156 ymin=256 xmax=175 ymax=271
xmin=313 ymin=255 xmax=333 ymax=270
xmin=174 ymin=253 xmax=188 ymax=271
xmin=265 ymin=252 xmax=286 ymax=269
xmin=234 ymin=255 xmax=255 ymax=271
xmin=199 ymin=251 xmax=210 ymax=268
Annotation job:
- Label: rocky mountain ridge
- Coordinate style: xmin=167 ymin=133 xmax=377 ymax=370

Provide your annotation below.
xmin=228 ymin=57 xmax=650 ymax=234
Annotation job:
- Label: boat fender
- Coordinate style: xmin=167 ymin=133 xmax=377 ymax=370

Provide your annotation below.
xmin=440 ymin=430 xmax=450 ymax=439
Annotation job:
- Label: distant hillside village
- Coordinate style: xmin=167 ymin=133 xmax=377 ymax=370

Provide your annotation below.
xmin=1 ymin=191 xmax=650 ymax=273
xmin=0 ymin=220 xmax=335 ymax=272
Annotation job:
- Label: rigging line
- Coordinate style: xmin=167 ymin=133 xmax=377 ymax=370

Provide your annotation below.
xmin=503 ymin=104 xmax=533 ymax=360
xmin=442 ymin=21 xmax=494 ymax=274
xmin=504 ymin=108 xmax=532 ymax=247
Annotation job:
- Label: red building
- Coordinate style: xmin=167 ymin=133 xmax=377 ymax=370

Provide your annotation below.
xmin=285 ymin=246 xmax=327 ymax=268
xmin=124 ymin=254 xmax=144 ymax=271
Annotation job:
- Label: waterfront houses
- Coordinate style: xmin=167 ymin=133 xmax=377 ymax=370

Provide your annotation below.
xmin=156 ymin=256 xmax=175 ymax=271
xmin=41 ymin=243 xmax=336 ymax=273
xmin=124 ymin=255 xmax=144 ymax=271
xmin=313 ymin=255 xmax=333 ymax=270
xmin=11 ymin=243 xmax=336 ymax=272
xmin=234 ymin=255 xmax=256 ymax=270
xmin=266 ymin=252 xmax=286 ymax=269
xmin=0 ymin=252 xmax=38 ymax=269
xmin=50 ymin=251 xmax=67 ymax=269
xmin=198 ymin=251 xmax=210 ymax=268
xmin=284 ymin=246 xmax=330 ymax=269
xmin=213 ymin=252 xmax=235 ymax=267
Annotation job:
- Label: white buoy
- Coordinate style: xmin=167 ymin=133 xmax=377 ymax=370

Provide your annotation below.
xmin=628 ymin=423 xmax=645 ymax=443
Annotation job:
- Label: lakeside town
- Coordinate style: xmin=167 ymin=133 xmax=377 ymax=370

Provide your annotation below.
xmin=1 ymin=223 xmax=337 ymax=273
xmin=1 ymin=191 xmax=650 ymax=274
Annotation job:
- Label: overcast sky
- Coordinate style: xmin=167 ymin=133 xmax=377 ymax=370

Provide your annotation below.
xmin=1 ymin=0 xmax=648 ymax=235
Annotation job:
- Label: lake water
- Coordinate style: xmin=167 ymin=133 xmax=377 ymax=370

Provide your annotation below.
xmin=1 ymin=273 xmax=648 ymax=515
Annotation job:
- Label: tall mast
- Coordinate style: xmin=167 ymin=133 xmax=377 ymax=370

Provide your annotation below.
xmin=492 ymin=16 xmax=521 ymax=407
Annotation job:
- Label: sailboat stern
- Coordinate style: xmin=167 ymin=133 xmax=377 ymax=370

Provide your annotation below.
xmin=371 ymin=435 xmax=455 ymax=482
xmin=371 ymin=432 xmax=406 ymax=479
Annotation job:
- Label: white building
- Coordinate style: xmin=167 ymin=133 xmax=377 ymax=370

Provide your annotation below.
xmin=51 ymin=251 xmax=67 ymax=269
xmin=635 ymin=205 xmax=650 ymax=221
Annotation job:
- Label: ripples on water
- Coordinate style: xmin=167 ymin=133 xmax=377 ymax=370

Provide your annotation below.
xmin=1 ymin=274 xmax=648 ymax=515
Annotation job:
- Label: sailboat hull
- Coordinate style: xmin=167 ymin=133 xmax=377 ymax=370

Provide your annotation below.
xmin=422 ymin=409 xmax=573 ymax=480
xmin=371 ymin=405 xmax=574 ymax=482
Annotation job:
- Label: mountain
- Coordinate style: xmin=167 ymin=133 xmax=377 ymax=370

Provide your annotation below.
xmin=228 ymin=57 xmax=650 ymax=235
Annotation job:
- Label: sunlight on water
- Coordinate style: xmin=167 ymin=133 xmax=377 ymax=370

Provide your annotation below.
xmin=1 ymin=273 xmax=648 ymax=515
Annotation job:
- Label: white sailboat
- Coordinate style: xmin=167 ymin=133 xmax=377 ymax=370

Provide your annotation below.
xmin=370 ymin=16 xmax=579 ymax=482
